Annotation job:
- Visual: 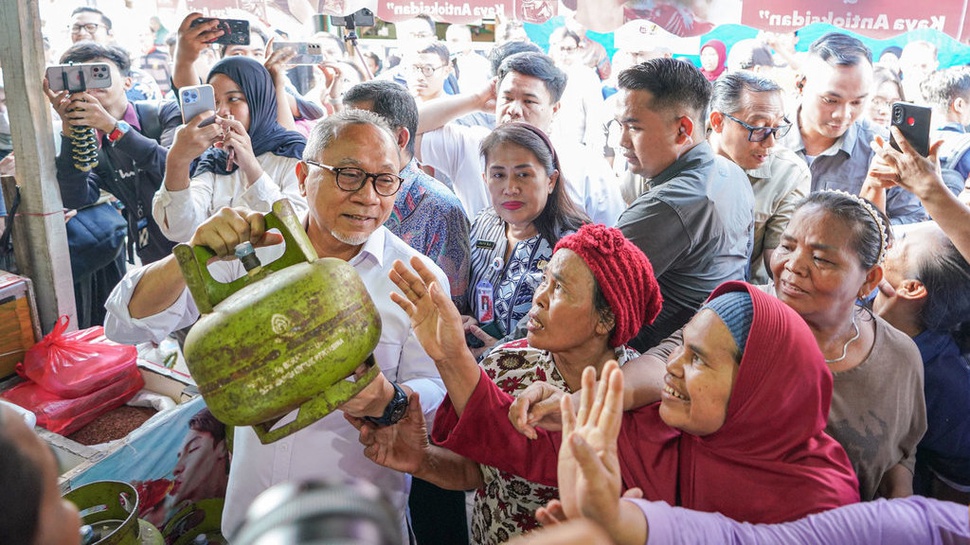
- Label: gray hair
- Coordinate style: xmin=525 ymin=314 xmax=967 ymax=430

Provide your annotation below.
xmin=710 ymin=71 xmax=783 ymax=115
xmin=303 ymin=109 xmax=397 ymax=162
xmin=920 ymin=66 xmax=970 ymax=110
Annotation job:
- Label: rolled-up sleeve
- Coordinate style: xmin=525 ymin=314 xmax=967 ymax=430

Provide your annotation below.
xmin=103 ymin=266 xmax=201 ymax=344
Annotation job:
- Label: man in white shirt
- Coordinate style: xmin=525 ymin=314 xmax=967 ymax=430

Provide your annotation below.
xmin=103 ymin=110 xmax=448 ymax=540
xmin=417 ymin=52 xmax=625 ymax=225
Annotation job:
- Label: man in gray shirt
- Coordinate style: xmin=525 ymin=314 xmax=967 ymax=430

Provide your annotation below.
xmin=613 ymin=58 xmax=754 ymax=351
xmin=781 ymin=32 xmax=926 ymax=224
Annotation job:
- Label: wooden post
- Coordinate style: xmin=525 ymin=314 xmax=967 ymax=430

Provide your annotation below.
xmin=0 ymin=0 xmax=78 ymax=332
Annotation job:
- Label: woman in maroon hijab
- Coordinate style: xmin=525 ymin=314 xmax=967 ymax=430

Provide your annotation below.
xmin=393 ymin=270 xmax=859 ymax=524
xmin=699 ymin=39 xmax=727 ymax=81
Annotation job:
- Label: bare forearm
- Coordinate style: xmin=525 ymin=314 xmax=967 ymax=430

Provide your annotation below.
xmin=417 ymin=93 xmax=483 ymax=134
xmin=877 ymin=463 xmax=913 ymax=499
xmin=860 ymin=178 xmax=887 ymax=214
xmin=621 ymin=332 xmax=677 ymax=411
xmin=173 ymin=55 xmax=202 ymax=91
xmin=275 ymin=87 xmax=297 ymax=131
xmin=916 ymin=183 xmax=970 ymax=263
xmin=413 ymin=445 xmax=484 ymax=490
xmin=128 ymin=256 xmax=188 ymax=319
xmin=164 ymin=156 xmax=193 ymax=192
xmin=436 ymin=352 xmax=484 ymax=416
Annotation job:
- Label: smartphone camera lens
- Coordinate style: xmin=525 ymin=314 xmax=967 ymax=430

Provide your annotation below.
xmin=892 ymin=107 xmax=903 ymax=124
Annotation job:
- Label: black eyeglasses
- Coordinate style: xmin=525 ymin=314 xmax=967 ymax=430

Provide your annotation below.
xmin=722 ymin=113 xmax=792 ymax=142
xmin=305 ymin=160 xmax=403 ymax=197
xmin=70 ymin=23 xmax=104 ymax=34
xmin=407 ymin=64 xmax=447 ymax=77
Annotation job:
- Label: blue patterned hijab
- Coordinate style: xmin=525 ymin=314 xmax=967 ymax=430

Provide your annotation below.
xmin=193 ymin=56 xmax=306 ymax=176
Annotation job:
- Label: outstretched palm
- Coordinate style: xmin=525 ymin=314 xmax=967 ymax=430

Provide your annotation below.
xmin=389 ymin=256 xmax=470 ymax=363
xmin=558 ymin=361 xmax=624 ymax=526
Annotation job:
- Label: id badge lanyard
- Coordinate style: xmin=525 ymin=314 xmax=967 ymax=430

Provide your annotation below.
xmin=475 ymin=256 xmax=505 ymax=324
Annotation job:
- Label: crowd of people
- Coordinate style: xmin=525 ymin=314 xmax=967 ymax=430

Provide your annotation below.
xmin=3 ymin=4 xmax=970 ymax=544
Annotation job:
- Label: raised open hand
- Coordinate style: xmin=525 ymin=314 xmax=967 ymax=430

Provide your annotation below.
xmin=558 ymin=361 xmax=624 ymax=525
xmin=389 ymin=256 xmax=470 ymax=364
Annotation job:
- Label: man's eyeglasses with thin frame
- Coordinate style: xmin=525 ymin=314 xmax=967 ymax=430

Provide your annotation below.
xmin=70 ymin=22 xmax=104 ymax=34
xmin=305 ymin=160 xmax=403 ymax=197
xmin=722 ymin=113 xmax=792 ymax=142
xmin=407 ymin=64 xmax=447 ymax=78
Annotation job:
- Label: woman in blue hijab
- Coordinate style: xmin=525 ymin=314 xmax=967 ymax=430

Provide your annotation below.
xmin=152 ymin=56 xmax=308 ymax=242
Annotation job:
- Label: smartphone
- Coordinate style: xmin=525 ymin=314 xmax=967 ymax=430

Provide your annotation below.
xmin=46 ymin=63 xmax=112 ymax=93
xmin=191 ymin=17 xmax=250 ymax=46
xmin=330 ymin=8 xmax=375 ymax=27
xmin=890 ymin=102 xmax=932 ymax=157
xmin=272 ymin=41 xmax=324 ymax=65
xmin=179 ymin=84 xmax=216 ymax=126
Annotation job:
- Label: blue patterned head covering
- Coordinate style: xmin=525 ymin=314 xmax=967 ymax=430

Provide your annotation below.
xmin=701 ymin=290 xmax=753 ymax=357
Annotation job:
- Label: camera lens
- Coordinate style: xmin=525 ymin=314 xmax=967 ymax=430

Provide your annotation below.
xmin=234 ymin=480 xmax=400 ymax=545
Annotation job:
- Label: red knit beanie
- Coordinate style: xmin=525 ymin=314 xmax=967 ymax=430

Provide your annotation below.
xmin=554 ymin=224 xmax=663 ymax=347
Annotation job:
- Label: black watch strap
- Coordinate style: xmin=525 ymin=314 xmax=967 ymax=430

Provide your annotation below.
xmin=364 ymin=382 xmax=408 ymax=427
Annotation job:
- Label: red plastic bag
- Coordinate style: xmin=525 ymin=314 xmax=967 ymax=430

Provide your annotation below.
xmin=1 ymin=364 xmax=144 ymax=435
xmin=16 ymin=315 xmax=137 ymax=398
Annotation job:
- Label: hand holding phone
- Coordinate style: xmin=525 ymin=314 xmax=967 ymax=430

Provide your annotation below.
xmin=889 ymin=102 xmax=931 ymax=157
xmin=272 ymin=42 xmax=325 ymax=65
xmin=190 ymin=17 xmax=250 ymax=46
xmin=179 ymin=84 xmax=216 ymax=126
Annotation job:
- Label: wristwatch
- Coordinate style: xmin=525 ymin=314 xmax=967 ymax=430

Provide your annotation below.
xmin=364 ymin=382 xmax=408 ymax=427
xmin=107 ymin=120 xmax=131 ymax=144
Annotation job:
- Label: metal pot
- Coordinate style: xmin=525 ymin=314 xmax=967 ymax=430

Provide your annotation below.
xmin=175 ymin=199 xmax=382 ymax=444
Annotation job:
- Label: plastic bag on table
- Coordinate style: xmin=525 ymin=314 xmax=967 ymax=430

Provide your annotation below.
xmin=1 ymin=364 xmax=144 ymax=435
xmin=16 ymin=315 xmax=137 ymax=398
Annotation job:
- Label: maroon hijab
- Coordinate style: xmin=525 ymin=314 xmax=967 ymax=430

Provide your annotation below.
xmin=700 ymin=39 xmax=727 ymax=81
xmin=616 ymin=281 xmax=860 ymax=523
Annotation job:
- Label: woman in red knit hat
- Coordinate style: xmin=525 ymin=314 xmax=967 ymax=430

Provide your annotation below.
xmin=347 ymin=223 xmax=661 ymax=544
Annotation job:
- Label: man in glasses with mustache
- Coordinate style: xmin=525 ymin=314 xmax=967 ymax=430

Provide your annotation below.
xmin=708 ymin=71 xmax=810 ymax=284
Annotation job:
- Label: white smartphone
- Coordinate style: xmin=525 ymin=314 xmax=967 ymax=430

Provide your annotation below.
xmin=46 ymin=63 xmax=112 ymax=93
xmin=179 ymin=84 xmax=216 ymax=126
xmin=273 ymin=41 xmax=325 ymax=64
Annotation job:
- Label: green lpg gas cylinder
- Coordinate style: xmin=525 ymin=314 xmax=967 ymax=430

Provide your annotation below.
xmin=175 ymin=199 xmax=382 ymax=444
xmin=66 ymin=480 xmax=163 ymax=545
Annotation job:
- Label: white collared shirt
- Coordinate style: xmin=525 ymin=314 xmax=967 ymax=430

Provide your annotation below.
xmin=105 ymin=226 xmax=448 ymax=539
xmin=152 ymin=153 xmax=309 ymax=243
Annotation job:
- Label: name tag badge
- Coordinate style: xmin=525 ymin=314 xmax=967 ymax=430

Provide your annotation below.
xmin=476 ymin=240 xmax=496 ymax=250
xmin=476 ymin=280 xmax=494 ymax=324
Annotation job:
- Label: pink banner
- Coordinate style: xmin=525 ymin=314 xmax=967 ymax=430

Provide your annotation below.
xmin=741 ymin=0 xmax=970 ymax=40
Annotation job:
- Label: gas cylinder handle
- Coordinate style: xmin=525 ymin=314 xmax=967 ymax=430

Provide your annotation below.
xmin=174 ymin=199 xmax=319 ymax=313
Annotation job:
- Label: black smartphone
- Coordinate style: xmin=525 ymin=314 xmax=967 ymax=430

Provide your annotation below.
xmin=329 ymin=8 xmax=375 ymax=27
xmin=890 ymin=102 xmax=932 ymax=157
xmin=46 ymin=63 xmax=112 ymax=93
xmin=191 ymin=17 xmax=250 ymax=46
